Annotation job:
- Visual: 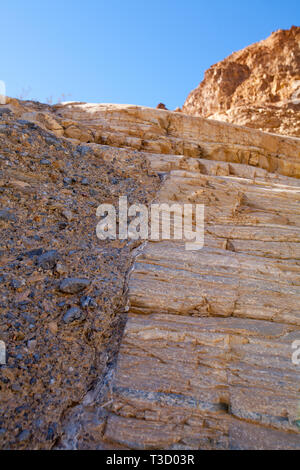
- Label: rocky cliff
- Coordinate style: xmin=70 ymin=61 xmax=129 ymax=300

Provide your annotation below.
xmin=1 ymin=98 xmax=299 ymax=449
xmin=182 ymin=26 xmax=300 ymax=138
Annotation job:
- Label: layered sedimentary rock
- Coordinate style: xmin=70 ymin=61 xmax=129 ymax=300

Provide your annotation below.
xmin=7 ymin=98 xmax=300 ymax=177
xmin=182 ymin=26 xmax=300 ymax=138
xmin=106 ymin=158 xmax=300 ymax=449
xmin=1 ymin=99 xmax=300 ymax=449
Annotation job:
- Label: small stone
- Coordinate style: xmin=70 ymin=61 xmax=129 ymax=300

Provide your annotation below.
xmin=17 ymin=430 xmax=31 ymax=442
xmin=17 ymin=119 xmax=36 ymax=128
xmin=0 ymin=208 xmax=17 ymax=222
xmin=40 ymin=158 xmax=51 ymax=165
xmin=80 ymin=295 xmax=92 ymax=308
xmin=48 ymin=321 xmax=58 ymax=335
xmin=59 ymin=277 xmax=91 ymax=294
xmin=58 ymin=221 xmax=67 ymax=230
xmin=63 ymin=177 xmax=72 ymax=185
xmin=10 ymin=279 xmax=25 ymax=289
xmin=156 ymin=102 xmax=168 ymax=110
xmin=77 ymin=145 xmax=90 ymax=156
xmin=27 ymin=339 xmax=37 ymax=350
xmin=23 ymin=248 xmax=44 ymax=258
xmin=37 ymin=250 xmax=59 ymax=270
xmin=61 ymin=209 xmax=74 ymax=221
xmin=63 ymin=306 xmax=82 ymax=324
xmin=81 ymin=177 xmax=89 ymax=185
xmin=55 ymin=262 xmax=67 ymax=275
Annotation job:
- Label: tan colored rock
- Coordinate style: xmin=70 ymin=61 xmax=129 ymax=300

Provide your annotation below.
xmin=64 ymin=124 xmax=93 ymax=142
xmin=156 ymin=103 xmax=168 ymax=110
xmin=21 ymin=111 xmax=64 ymax=136
xmin=102 ymin=142 xmax=300 ymax=449
xmin=182 ymin=26 xmax=300 ymax=138
xmin=8 ymin=99 xmax=300 ymax=178
xmin=50 ymin=102 xmax=300 ymax=177
xmin=1 ymin=98 xmax=299 ymax=449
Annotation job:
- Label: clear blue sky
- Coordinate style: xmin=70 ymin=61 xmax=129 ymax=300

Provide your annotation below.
xmin=0 ymin=0 xmax=299 ymax=109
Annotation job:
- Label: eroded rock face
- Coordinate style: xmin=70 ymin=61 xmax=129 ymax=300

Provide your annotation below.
xmin=0 ymin=101 xmax=160 ymax=449
xmin=182 ymin=26 xmax=300 ymax=137
xmin=0 ymin=100 xmax=299 ymax=449
xmin=105 ymin=159 xmax=300 ymax=450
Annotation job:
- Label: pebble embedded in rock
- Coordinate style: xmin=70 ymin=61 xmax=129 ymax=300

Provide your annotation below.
xmin=59 ymin=277 xmax=91 ymax=294
xmin=17 ymin=430 xmax=31 ymax=442
xmin=77 ymin=145 xmax=90 ymax=156
xmin=10 ymin=279 xmax=25 ymax=289
xmin=0 ymin=208 xmax=17 ymax=222
xmin=63 ymin=306 xmax=82 ymax=324
xmin=40 ymin=158 xmax=51 ymax=165
xmin=27 ymin=339 xmax=37 ymax=350
xmin=63 ymin=177 xmax=72 ymax=185
xmin=36 ymin=250 xmax=59 ymax=270
xmin=55 ymin=262 xmax=67 ymax=275
xmin=80 ymin=295 xmax=92 ymax=308
xmin=23 ymin=248 xmax=44 ymax=259
xmin=61 ymin=209 xmax=74 ymax=221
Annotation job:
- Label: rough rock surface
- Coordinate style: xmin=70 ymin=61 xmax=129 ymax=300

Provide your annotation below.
xmin=105 ymin=160 xmax=300 ymax=450
xmin=0 ymin=99 xmax=299 ymax=449
xmin=0 ymin=100 xmax=160 ymax=449
xmin=182 ymin=26 xmax=300 ymax=138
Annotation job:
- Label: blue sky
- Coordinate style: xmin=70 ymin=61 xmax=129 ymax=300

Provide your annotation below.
xmin=0 ymin=0 xmax=299 ymax=109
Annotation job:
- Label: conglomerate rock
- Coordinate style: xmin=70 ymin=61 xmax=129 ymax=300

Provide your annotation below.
xmin=0 ymin=101 xmax=160 ymax=449
xmin=0 ymin=99 xmax=299 ymax=449
xmin=182 ymin=26 xmax=300 ymax=138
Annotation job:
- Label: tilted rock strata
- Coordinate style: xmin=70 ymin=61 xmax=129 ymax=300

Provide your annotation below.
xmin=105 ymin=158 xmax=300 ymax=449
xmin=0 ymin=100 xmax=299 ymax=449
xmin=6 ymin=99 xmax=300 ymax=178
xmin=183 ymin=26 xmax=300 ymax=138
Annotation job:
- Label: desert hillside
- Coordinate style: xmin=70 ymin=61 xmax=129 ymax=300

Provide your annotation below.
xmin=183 ymin=26 xmax=300 ymax=137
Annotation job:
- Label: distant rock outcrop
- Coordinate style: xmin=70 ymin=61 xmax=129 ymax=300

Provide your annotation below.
xmin=156 ymin=102 xmax=168 ymax=110
xmin=182 ymin=26 xmax=300 ymax=137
